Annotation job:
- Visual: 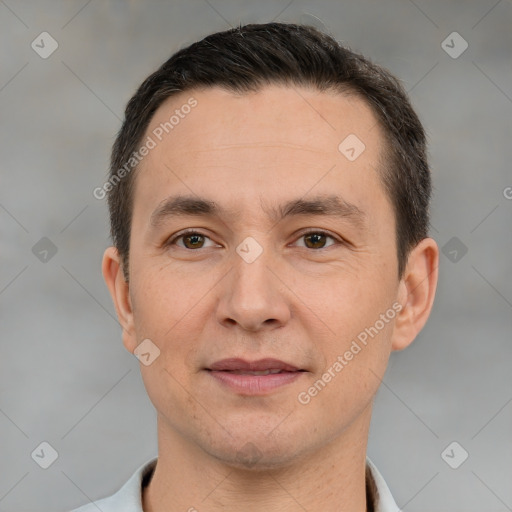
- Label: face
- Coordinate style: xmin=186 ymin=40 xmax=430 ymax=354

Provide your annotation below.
xmin=118 ymin=85 xmax=407 ymax=468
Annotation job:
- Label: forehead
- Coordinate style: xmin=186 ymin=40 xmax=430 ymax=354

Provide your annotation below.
xmin=144 ymin=84 xmax=382 ymax=157
xmin=132 ymin=84 xmax=391 ymax=230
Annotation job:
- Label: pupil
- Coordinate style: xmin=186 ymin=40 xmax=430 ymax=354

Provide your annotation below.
xmin=186 ymin=234 xmax=203 ymax=248
xmin=307 ymin=233 xmax=324 ymax=248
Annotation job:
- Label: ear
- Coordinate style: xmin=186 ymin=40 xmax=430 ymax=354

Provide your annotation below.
xmin=391 ymin=237 xmax=439 ymax=351
xmin=102 ymin=246 xmax=137 ymax=354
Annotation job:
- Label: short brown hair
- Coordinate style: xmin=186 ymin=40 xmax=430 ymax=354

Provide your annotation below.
xmin=107 ymin=22 xmax=431 ymax=280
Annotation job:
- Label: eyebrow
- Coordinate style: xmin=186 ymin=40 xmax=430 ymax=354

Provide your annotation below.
xmin=149 ymin=194 xmax=366 ymax=230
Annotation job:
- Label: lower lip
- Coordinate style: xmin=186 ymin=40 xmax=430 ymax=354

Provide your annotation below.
xmin=208 ymin=370 xmax=304 ymax=394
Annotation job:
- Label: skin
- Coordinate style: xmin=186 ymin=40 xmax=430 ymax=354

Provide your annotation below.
xmin=103 ymin=84 xmax=439 ymax=512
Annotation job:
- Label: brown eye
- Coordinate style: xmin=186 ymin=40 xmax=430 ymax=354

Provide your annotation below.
xmin=296 ymin=230 xmax=338 ymax=250
xmin=167 ymin=230 xmax=215 ymax=250
xmin=166 ymin=229 xmax=340 ymax=251
xmin=181 ymin=233 xmax=205 ymax=249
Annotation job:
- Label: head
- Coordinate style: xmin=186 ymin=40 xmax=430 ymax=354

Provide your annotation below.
xmin=102 ymin=22 xmax=438 ymax=469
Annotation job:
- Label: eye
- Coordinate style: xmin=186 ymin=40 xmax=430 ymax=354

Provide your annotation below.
xmin=166 ymin=230 xmax=217 ymax=250
xmin=292 ymin=230 xmax=340 ymax=250
xmin=165 ymin=229 xmax=341 ymax=251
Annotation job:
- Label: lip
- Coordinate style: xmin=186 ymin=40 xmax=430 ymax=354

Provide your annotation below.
xmin=206 ymin=358 xmax=306 ymax=395
xmin=208 ymin=358 xmax=301 ymax=372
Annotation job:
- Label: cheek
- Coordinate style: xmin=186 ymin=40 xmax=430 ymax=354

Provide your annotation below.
xmin=129 ymin=271 xmax=188 ymax=376
xmin=131 ymin=269 xmax=201 ymax=417
xmin=130 ymin=264 xmax=190 ymax=333
xmin=313 ymin=266 xmax=398 ymax=378
xmin=301 ymin=314 xmax=395 ymax=429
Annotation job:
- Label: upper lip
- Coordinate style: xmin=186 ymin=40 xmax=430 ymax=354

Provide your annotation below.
xmin=208 ymin=358 xmax=302 ymax=372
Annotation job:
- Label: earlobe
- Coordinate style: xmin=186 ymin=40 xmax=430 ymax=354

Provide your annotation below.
xmin=102 ymin=247 xmax=137 ymax=353
xmin=391 ymin=237 xmax=439 ymax=351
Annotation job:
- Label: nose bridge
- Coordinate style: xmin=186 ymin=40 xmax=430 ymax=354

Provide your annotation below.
xmin=217 ymin=232 xmax=290 ymax=331
xmin=235 ymin=233 xmax=273 ymax=285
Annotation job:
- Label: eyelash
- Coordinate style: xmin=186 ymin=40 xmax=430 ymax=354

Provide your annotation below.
xmin=165 ymin=229 xmax=343 ymax=251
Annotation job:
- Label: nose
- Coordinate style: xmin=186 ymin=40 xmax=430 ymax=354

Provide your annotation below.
xmin=215 ymin=238 xmax=291 ymax=333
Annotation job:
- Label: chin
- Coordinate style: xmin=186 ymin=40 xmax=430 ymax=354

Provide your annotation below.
xmin=214 ymin=446 xmax=298 ymax=472
xmin=202 ymin=428 xmax=310 ymax=472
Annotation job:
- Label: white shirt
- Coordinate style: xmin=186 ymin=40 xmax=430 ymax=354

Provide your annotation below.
xmin=70 ymin=456 xmax=400 ymax=512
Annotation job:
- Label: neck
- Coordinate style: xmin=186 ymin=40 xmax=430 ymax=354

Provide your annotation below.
xmin=143 ymin=405 xmax=372 ymax=512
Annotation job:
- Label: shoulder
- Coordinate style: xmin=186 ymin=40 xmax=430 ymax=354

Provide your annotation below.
xmin=365 ymin=456 xmax=401 ymax=512
xmin=68 ymin=456 xmax=158 ymax=512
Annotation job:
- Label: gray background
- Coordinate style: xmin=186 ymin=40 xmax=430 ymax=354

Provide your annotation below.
xmin=1 ymin=1 xmax=511 ymax=511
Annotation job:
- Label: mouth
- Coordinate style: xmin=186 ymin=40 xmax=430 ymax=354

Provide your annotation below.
xmin=215 ymin=369 xmax=295 ymax=375
xmin=205 ymin=358 xmax=307 ymax=395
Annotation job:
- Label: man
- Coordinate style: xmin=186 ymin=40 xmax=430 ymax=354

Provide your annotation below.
xmin=75 ymin=22 xmax=438 ymax=512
